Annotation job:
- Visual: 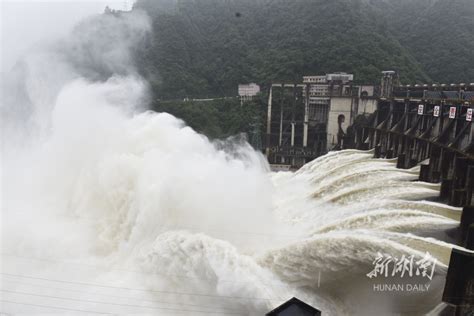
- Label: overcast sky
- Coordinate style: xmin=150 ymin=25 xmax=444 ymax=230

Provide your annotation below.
xmin=1 ymin=0 xmax=135 ymax=73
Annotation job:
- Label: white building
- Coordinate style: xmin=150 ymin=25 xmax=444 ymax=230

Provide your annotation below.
xmin=266 ymin=73 xmax=378 ymax=167
xmin=238 ymin=83 xmax=260 ymax=98
xmin=303 ymin=76 xmax=327 ymax=84
xmin=303 ymin=72 xmax=354 ymax=85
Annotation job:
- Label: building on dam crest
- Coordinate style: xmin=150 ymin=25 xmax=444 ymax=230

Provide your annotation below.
xmin=265 ymin=70 xmax=474 ymax=170
xmin=265 ymin=72 xmax=378 ymax=169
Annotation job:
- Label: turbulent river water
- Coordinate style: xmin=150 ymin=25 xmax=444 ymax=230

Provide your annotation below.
xmin=1 ymin=9 xmax=469 ymax=316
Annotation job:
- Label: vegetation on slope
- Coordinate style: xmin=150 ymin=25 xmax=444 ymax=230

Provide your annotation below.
xmin=133 ymin=0 xmax=438 ymax=100
xmin=128 ymin=0 xmax=472 ymax=141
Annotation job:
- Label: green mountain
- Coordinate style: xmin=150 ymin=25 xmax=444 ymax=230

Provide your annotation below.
xmin=129 ymin=0 xmax=473 ymax=139
xmin=133 ymin=0 xmax=442 ymax=99
xmin=368 ymin=0 xmax=474 ymax=84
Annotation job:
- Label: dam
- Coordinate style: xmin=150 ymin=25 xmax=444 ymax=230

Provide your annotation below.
xmin=263 ymin=71 xmax=474 ymax=314
xmin=349 ymin=79 xmax=474 ymax=315
xmin=2 ymin=62 xmax=474 ymax=314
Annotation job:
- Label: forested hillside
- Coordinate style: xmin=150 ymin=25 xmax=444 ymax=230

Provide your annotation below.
xmin=130 ymin=0 xmax=404 ymax=99
xmin=368 ymin=0 xmax=474 ymax=84
xmin=126 ymin=0 xmax=473 ymax=140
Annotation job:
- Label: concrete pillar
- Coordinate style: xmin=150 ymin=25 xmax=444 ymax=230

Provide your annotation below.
xmin=374 ymin=145 xmax=382 ymax=158
xmin=466 ymin=166 xmax=474 ymax=205
xmin=450 ymin=189 xmax=466 ymax=207
xmin=442 ymin=248 xmax=474 ymax=308
xmin=386 ymin=134 xmax=392 ymax=154
xmin=453 ymin=157 xmax=468 ymax=189
xmin=412 ymin=139 xmax=420 ymax=163
xmin=431 ymin=171 xmax=441 ymax=184
xmin=386 ymin=148 xmax=394 ymax=159
xmin=408 ymin=143 xmax=418 ymax=168
xmin=396 ymin=153 xmax=406 ymax=169
xmin=394 ymin=136 xmax=401 ymax=157
xmin=369 ymin=130 xmax=374 ymax=148
xmin=279 ymin=103 xmax=283 ymax=146
xmin=440 ymin=179 xmax=453 ymax=201
xmin=429 ymin=146 xmax=442 ymax=183
xmin=465 ymin=224 xmax=474 ymax=250
xmin=291 ymin=122 xmax=295 ymax=147
xmin=408 ymin=158 xmax=418 ymax=168
xmin=265 ymin=87 xmax=273 ymax=157
xmin=303 ymin=85 xmax=309 ymax=147
xmin=383 ymin=134 xmax=389 ymax=155
xmin=419 ymin=164 xmax=430 ymax=182
xmin=441 ymin=151 xmax=454 ymax=180
xmin=461 ymin=206 xmax=474 ymax=244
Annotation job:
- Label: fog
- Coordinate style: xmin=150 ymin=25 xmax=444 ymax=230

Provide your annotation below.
xmin=1 ymin=0 xmax=134 ymax=74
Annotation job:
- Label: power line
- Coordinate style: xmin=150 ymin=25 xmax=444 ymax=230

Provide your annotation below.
xmin=0 ymin=273 xmax=274 ymax=301
xmin=1 ymin=253 xmax=291 ymax=290
xmin=0 ymin=299 xmax=111 ymax=315
xmin=0 ymin=278 xmax=244 ymax=313
xmin=1 ymin=253 xmax=287 ymax=308
xmin=1 ymin=289 xmax=242 ymax=315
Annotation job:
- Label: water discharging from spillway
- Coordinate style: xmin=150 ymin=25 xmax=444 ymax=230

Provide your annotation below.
xmin=1 ymin=11 xmax=469 ymax=316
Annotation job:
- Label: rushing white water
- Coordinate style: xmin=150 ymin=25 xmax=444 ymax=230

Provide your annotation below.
xmin=1 ymin=9 xmax=468 ymax=316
